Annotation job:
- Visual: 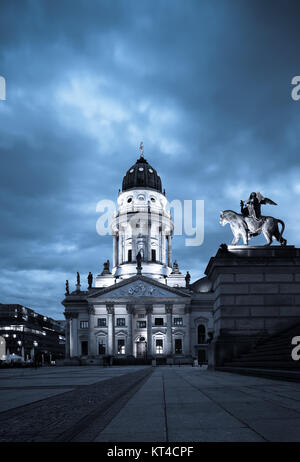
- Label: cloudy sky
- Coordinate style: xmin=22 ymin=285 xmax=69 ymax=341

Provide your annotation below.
xmin=1 ymin=0 xmax=300 ymax=319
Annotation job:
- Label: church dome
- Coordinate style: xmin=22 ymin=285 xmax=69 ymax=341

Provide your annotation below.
xmin=122 ymin=145 xmax=162 ymax=193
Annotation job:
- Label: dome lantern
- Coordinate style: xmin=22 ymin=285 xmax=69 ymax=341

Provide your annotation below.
xmin=122 ymin=143 xmax=162 ymax=193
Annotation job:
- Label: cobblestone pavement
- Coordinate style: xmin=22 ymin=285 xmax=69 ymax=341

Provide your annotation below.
xmin=95 ymin=366 xmax=300 ymax=442
xmin=0 ymin=365 xmax=148 ymax=412
xmin=0 ymin=366 xmax=152 ymax=442
xmin=1 ymin=365 xmax=300 ymax=442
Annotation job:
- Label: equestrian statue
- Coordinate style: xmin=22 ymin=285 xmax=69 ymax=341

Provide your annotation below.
xmin=219 ymin=192 xmax=287 ymax=246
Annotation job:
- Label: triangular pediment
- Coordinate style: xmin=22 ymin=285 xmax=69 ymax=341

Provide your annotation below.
xmin=88 ymin=275 xmax=190 ymax=300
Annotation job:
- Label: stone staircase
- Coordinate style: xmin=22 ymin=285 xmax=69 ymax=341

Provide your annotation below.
xmin=217 ymin=321 xmax=300 ymax=382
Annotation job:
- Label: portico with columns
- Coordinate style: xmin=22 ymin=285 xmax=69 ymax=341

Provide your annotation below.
xmin=84 ymin=276 xmax=192 ymax=359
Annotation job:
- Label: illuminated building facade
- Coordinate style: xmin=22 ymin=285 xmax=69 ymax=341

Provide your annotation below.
xmin=62 ymin=147 xmax=214 ymax=365
xmin=0 ymin=304 xmax=65 ymax=363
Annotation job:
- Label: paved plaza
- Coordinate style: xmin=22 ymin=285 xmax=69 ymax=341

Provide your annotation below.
xmin=0 ymin=365 xmax=300 ymax=442
xmin=0 ymin=365 xmax=146 ymax=413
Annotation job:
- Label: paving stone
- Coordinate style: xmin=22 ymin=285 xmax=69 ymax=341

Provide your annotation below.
xmin=168 ymin=427 xmax=265 ymax=442
xmin=1 ymin=365 xmax=300 ymax=442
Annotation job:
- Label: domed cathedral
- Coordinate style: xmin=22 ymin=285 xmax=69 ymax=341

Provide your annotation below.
xmin=62 ymin=143 xmax=214 ymax=365
xmin=101 ymin=142 xmax=177 ymax=284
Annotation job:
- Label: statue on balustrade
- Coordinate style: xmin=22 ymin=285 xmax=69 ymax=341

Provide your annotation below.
xmin=87 ymin=272 xmax=93 ymax=289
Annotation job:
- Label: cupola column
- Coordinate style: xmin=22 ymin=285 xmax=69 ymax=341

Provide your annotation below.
xmin=113 ymin=234 xmax=118 ymax=267
xmin=159 ymin=227 xmax=162 ymax=263
xmin=118 ymin=235 xmax=123 ymax=265
xmin=162 ymin=235 xmax=166 ymax=265
xmin=167 ymin=235 xmax=172 ymax=267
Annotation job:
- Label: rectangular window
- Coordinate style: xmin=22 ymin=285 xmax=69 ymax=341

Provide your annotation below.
xmin=98 ymin=339 xmax=106 ymax=355
xmin=174 ymin=317 xmax=183 ymax=326
xmin=156 ymin=339 xmax=163 ymax=354
xmin=80 ymin=321 xmax=89 ymax=329
xmin=151 ymin=249 xmax=156 ymax=262
xmin=175 ymin=338 xmax=182 ymax=355
xmin=97 ymin=318 xmax=106 ymax=327
xmin=81 ymin=341 xmax=88 ymax=355
xmin=116 ymin=318 xmax=125 ymax=327
xmin=117 ymin=339 xmax=125 ymax=354
xmin=137 ymin=321 xmax=146 ymax=328
xmin=128 ymin=249 xmax=132 ymax=262
xmin=155 ymin=318 xmax=164 ymax=326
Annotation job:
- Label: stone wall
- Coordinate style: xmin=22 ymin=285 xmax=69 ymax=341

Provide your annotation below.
xmin=206 ymin=245 xmax=300 ymax=367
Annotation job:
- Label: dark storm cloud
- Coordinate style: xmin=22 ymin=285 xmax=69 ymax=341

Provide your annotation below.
xmin=1 ymin=0 xmax=300 ymax=317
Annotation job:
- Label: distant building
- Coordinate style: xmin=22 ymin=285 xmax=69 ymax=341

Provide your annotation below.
xmin=0 ymin=304 xmax=65 ymax=363
xmin=62 ymin=148 xmax=214 ymax=364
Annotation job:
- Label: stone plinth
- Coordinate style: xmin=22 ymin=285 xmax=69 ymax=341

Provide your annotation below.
xmin=206 ymin=245 xmax=300 ymax=367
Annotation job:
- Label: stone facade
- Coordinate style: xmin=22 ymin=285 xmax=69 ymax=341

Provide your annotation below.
xmin=62 ymin=275 xmax=214 ymax=363
xmin=207 ymin=245 xmax=300 ymax=367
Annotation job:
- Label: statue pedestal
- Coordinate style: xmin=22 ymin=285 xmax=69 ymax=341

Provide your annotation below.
xmin=206 ymin=245 xmax=300 ymax=368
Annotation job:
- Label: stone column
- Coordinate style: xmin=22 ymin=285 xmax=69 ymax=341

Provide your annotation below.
xmin=118 ymin=235 xmax=123 ymax=265
xmin=166 ymin=304 xmax=173 ymax=355
xmin=146 ymin=305 xmax=153 ymax=357
xmin=167 ymin=235 xmax=172 ymax=267
xmin=147 ymin=212 xmax=152 ymax=262
xmin=113 ymin=234 xmax=118 ymax=267
xmin=64 ymin=313 xmax=71 ymax=358
xmin=132 ymin=235 xmax=137 ymax=262
xmin=68 ymin=313 xmax=74 ymax=358
xmin=162 ymin=234 xmax=167 ymax=265
xmin=70 ymin=313 xmax=79 ymax=357
xmin=126 ymin=304 xmax=134 ymax=356
xmin=159 ymin=227 xmax=162 ymax=263
xmin=88 ymin=306 xmax=95 ymax=356
xmin=107 ymin=304 xmax=115 ymax=355
xmin=185 ymin=304 xmax=192 ymax=356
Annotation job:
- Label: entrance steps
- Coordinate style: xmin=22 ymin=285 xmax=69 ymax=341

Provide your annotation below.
xmin=216 ymin=321 xmax=300 ymax=382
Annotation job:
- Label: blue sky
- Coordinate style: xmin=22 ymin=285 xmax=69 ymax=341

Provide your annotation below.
xmin=1 ymin=0 xmax=300 ymax=318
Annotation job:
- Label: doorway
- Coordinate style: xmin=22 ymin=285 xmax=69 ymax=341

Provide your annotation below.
xmin=198 ymin=349 xmax=206 ymax=365
xmin=81 ymin=341 xmax=88 ymax=356
xmin=136 ymin=340 xmax=146 ymax=357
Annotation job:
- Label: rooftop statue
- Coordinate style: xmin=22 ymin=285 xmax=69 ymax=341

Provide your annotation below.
xmin=136 ymin=250 xmax=142 ymax=268
xmin=171 ymin=260 xmax=181 ymax=274
xmin=87 ymin=272 xmax=93 ymax=289
xmin=220 ymin=192 xmax=287 ymax=246
xmin=185 ymin=271 xmax=191 ymax=288
xmin=101 ymin=260 xmax=111 ymax=275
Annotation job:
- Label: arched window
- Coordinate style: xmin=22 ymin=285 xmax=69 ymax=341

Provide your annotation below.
xmin=197 ymin=324 xmax=206 ymax=344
